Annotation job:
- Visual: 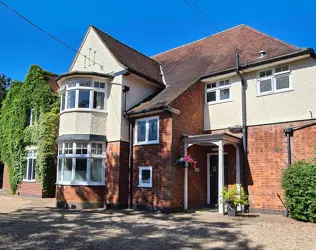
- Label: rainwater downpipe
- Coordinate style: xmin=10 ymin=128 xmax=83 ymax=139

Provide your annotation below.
xmin=235 ymin=53 xmax=248 ymax=192
xmin=122 ymin=86 xmax=133 ymax=209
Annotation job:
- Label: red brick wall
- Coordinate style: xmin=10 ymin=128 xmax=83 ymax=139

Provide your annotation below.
xmin=132 ymin=112 xmax=173 ymax=210
xmin=2 ymin=165 xmax=10 ymax=190
xmin=56 ymin=185 xmax=105 ymax=208
xmin=247 ymin=119 xmax=316 ymax=212
xmin=169 ymin=81 xmax=205 ymax=208
xmin=17 ymin=180 xmax=43 ymax=197
xmin=105 ymin=141 xmax=129 ymax=207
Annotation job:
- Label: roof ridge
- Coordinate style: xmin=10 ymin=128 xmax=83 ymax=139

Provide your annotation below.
xmin=90 ymin=25 xmax=161 ymax=66
xmin=241 ymin=24 xmax=300 ymax=50
xmin=152 ymin=24 xmax=245 ymax=58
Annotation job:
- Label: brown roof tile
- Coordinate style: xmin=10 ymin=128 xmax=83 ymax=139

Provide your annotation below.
xmin=92 ymin=26 xmax=164 ymax=87
xmin=128 ymin=24 xmax=311 ymax=115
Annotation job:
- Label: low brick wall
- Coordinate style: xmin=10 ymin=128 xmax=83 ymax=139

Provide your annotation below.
xmin=17 ymin=181 xmax=43 ymax=197
xmin=56 ymin=185 xmax=105 ymax=209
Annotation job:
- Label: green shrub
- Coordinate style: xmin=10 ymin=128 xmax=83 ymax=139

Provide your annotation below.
xmin=282 ymin=161 xmax=316 ymax=223
xmin=221 ymin=184 xmax=248 ymax=208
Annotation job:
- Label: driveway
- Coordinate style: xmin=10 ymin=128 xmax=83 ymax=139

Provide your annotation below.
xmin=0 ymin=193 xmax=315 ymax=249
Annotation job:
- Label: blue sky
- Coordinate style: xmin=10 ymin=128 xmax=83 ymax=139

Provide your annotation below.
xmin=1 ymin=0 xmax=315 ymax=81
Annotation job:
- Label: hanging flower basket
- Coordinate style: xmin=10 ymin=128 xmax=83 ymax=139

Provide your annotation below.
xmin=175 ymin=155 xmax=197 ymax=169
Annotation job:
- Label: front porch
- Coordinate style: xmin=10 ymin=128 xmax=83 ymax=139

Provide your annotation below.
xmin=183 ymin=133 xmax=242 ymax=213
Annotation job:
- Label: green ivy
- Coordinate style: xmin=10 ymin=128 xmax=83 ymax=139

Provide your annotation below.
xmin=0 ymin=65 xmax=59 ymax=195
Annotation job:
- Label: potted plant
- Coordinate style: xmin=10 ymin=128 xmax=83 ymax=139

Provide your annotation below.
xmin=221 ymin=184 xmax=248 ymax=216
xmin=175 ymin=155 xmax=197 ymax=169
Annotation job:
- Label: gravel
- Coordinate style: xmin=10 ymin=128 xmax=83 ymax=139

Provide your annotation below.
xmin=0 ymin=193 xmax=315 ymax=249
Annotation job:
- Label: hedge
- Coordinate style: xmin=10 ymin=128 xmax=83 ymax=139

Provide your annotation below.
xmin=282 ymin=161 xmax=316 ymax=223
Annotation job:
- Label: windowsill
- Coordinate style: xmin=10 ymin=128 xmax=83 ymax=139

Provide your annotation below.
xmin=137 ymin=185 xmax=152 ymax=188
xmin=257 ymin=88 xmax=293 ymax=97
xmin=60 ymin=109 xmax=108 ymax=115
xmin=22 ymin=180 xmax=36 ymax=183
xmin=205 ymin=99 xmax=233 ymax=106
xmin=56 ymin=181 xmax=105 ymax=186
xmin=134 ymin=142 xmax=159 ymax=146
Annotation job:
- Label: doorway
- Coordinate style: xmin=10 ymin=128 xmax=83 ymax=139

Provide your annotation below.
xmin=208 ymin=154 xmax=228 ymax=206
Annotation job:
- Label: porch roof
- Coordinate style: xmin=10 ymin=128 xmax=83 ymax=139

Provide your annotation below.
xmin=183 ymin=133 xmax=241 ymax=146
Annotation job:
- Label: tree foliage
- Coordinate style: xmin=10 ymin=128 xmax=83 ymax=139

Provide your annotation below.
xmin=282 ymin=161 xmax=316 ymax=223
xmin=0 ymin=65 xmax=59 ymax=195
xmin=0 ymin=73 xmax=12 ymax=106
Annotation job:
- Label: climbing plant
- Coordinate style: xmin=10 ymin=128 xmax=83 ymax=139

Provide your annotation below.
xmin=0 ymin=65 xmax=59 ymax=195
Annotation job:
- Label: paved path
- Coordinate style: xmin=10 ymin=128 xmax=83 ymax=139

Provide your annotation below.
xmin=0 ymin=192 xmax=315 ymax=249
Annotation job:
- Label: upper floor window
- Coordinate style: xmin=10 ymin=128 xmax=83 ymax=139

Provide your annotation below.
xmin=205 ymin=79 xmax=231 ymax=104
xmin=135 ymin=116 xmax=159 ymax=145
xmin=60 ymin=78 xmax=107 ymax=112
xmin=57 ymin=141 xmax=105 ymax=185
xmin=24 ymin=150 xmax=36 ymax=181
xmin=27 ymin=109 xmax=37 ymax=126
xmin=257 ymin=65 xmax=291 ymax=96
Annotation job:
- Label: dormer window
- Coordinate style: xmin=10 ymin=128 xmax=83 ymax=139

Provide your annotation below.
xmin=257 ymin=65 xmax=291 ymax=96
xmin=59 ymin=78 xmax=107 ymax=113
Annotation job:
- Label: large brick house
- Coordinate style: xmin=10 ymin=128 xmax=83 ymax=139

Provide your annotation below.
xmin=4 ymin=24 xmax=315 ymax=214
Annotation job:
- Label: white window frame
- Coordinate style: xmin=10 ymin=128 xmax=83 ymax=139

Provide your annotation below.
xmin=138 ymin=166 xmax=152 ymax=188
xmin=257 ymin=66 xmax=292 ymax=96
xmin=134 ymin=116 xmax=159 ymax=145
xmin=59 ymin=78 xmax=108 ymax=114
xmin=205 ymin=79 xmax=232 ymax=105
xmin=23 ymin=150 xmax=36 ymax=182
xmin=57 ymin=141 xmax=106 ymax=186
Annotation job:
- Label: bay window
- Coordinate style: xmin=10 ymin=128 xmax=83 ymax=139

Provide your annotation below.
xmin=135 ymin=116 xmax=159 ymax=145
xmin=205 ymin=79 xmax=231 ymax=104
xmin=257 ymin=65 xmax=292 ymax=96
xmin=57 ymin=141 xmax=106 ymax=185
xmin=60 ymin=78 xmax=107 ymax=112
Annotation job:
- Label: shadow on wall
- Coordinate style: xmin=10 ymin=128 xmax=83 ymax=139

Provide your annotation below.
xmin=0 ymin=207 xmax=264 ymax=249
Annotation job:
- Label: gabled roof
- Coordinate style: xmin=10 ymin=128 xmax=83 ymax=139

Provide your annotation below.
xmin=127 ymin=24 xmax=314 ymax=115
xmin=91 ymin=26 xmax=164 ymax=87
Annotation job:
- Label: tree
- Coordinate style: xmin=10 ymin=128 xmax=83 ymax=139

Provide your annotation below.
xmin=0 ymin=73 xmax=12 ymax=105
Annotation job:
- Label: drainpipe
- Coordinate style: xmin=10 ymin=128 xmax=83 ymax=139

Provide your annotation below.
xmin=235 ymin=53 xmax=248 ymax=192
xmin=122 ymin=86 xmax=130 ymax=116
xmin=284 ymin=128 xmax=293 ymax=166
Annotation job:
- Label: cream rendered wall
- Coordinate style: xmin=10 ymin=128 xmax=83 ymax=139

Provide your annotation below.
xmin=120 ymin=74 xmax=159 ymax=141
xmin=59 ymin=112 xmax=107 ymax=136
xmin=204 ymin=76 xmax=242 ymax=130
xmin=204 ymin=57 xmax=316 ymax=130
xmin=64 ymin=27 xmax=125 ymax=142
xmin=246 ymin=58 xmax=316 ymax=126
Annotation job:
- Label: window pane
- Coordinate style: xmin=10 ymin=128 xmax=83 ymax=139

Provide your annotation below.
xmin=220 ymin=89 xmax=230 ymax=100
xmin=93 ymin=92 xmax=105 ymax=110
xmin=27 ymin=159 xmax=32 ymax=180
xmin=219 ymin=80 xmax=229 ymax=86
xmin=282 ymin=66 xmax=289 ymax=72
xmin=24 ymin=163 xmax=28 ymax=180
xmin=99 ymin=82 xmax=105 ymax=88
xmin=275 ymin=67 xmax=281 ymax=73
xmin=58 ymin=144 xmax=63 ymax=155
xmin=58 ymin=159 xmax=63 ymax=181
xmin=78 ymin=90 xmax=90 ymax=108
xmin=32 ymin=159 xmax=36 ymax=180
xmin=91 ymin=159 xmax=102 ymax=182
xmin=260 ymin=79 xmax=272 ymax=93
xmin=206 ymin=91 xmax=216 ymax=102
xmin=207 ymin=83 xmax=216 ymax=89
xmin=141 ymin=169 xmax=151 ymax=183
xmin=61 ymin=94 xmax=65 ymax=111
xmin=65 ymin=143 xmax=73 ymax=154
xmin=79 ymin=79 xmax=92 ymax=87
xmin=75 ymin=159 xmax=87 ymax=181
xmin=276 ymin=76 xmax=290 ymax=90
xmin=137 ymin=121 xmax=146 ymax=142
xmin=94 ymin=82 xmax=100 ymax=88
xmin=63 ymin=158 xmax=72 ymax=182
xmin=259 ymin=71 xmax=265 ymax=77
xmin=148 ymin=119 xmax=158 ymax=141
xmin=67 ymin=90 xmax=76 ymax=109
xmin=266 ymin=70 xmax=272 ymax=76
xmin=97 ymin=144 xmax=102 ymax=155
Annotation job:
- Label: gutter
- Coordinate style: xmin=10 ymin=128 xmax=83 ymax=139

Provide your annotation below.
xmin=126 ymin=105 xmax=180 ymax=118
xmin=201 ymin=48 xmax=315 ymax=80
xmin=235 ymin=53 xmax=248 ymax=194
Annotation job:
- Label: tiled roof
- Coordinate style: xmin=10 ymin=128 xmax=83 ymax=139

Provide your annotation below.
xmin=128 ymin=24 xmax=311 ymax=115
xmin=92 ymin=26 xmax=164 ymax=87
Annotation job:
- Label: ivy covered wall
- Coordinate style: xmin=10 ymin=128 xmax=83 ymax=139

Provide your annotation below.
xmin=0 ymin=65 xmax=59 ymax=196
